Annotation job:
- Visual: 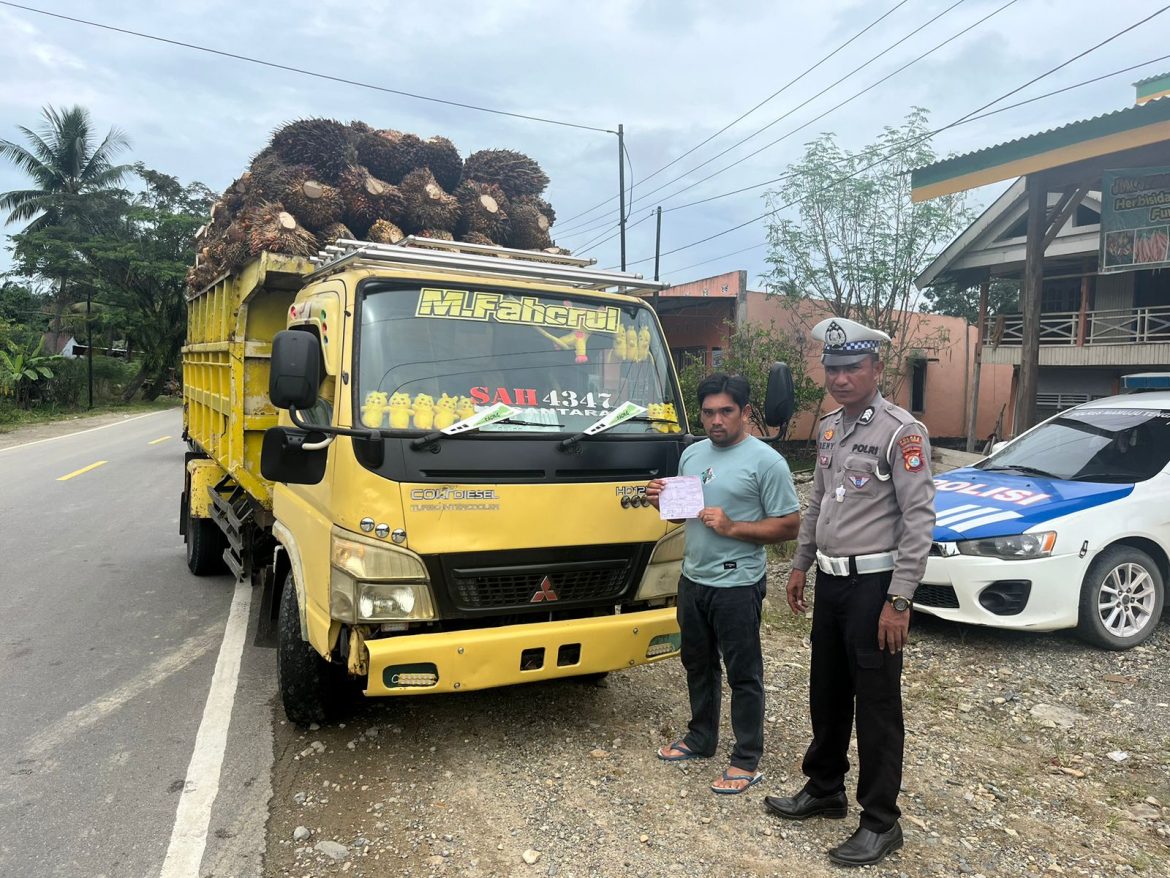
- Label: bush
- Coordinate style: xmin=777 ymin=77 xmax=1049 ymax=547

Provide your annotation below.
xmin=42 ymin=356 xmax=140 ymax=406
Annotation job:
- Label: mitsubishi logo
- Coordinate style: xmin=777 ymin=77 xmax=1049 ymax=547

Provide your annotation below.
xmin=530 ymin=575 xmax=559 ymax=603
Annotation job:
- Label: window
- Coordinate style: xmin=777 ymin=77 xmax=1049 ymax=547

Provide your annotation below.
xmin=672 ymin=346 xmax=706 ymax=371
xmin=910 ymin=358 xmax=927 ymax=413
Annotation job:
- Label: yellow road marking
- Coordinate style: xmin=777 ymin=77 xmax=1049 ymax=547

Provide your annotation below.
xmin=57 ymin=460 xmax=108 ymax=481
xmin=149 ymin=435 xmax=173 ymax=445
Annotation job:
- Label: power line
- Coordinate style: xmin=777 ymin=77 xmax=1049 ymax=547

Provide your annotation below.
xmin=555 ymin=0 xmax=913 ymax=228
xmin=0 ymin=1 xmax=616 ymax=134
xmin=653 ymin=51 xmax=1170 ymax=219
xmin=616 ymin=6 xmax=1170 ymax=271
xmin=614 ymin=0 xmax=1019 ymax=220
xmin=558 ymin=0 xmax=979 ymax=234
xmin=578 ymin=210 xmax=655 ymax=254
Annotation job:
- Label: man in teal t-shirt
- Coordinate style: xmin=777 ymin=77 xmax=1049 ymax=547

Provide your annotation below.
xmin=646 ymin=374 xmax=800 ymax=794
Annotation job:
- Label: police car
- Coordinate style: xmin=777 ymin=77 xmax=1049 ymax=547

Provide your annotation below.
xmin=917 ymin=383 xmax=1170 ymax=649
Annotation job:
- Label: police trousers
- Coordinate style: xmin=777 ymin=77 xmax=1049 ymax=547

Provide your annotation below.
xmin=677 ymin=574 xmax=766 ymax=772
xmin=802 ymin=569 xmax=904 ymax=832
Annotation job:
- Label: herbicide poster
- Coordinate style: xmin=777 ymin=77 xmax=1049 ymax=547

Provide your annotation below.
xmin=1101 ymin=166 xmax=1170 ymax=274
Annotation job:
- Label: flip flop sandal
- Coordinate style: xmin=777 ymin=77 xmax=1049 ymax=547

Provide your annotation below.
xmin=710 ymin=770 xmax=764 ymax=795
xmin=656 ymin=739 xmax=705 ymax=762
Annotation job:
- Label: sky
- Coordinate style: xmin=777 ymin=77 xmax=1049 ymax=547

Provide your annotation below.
xmin=1 ymin=0 xmax=1168 ymax=290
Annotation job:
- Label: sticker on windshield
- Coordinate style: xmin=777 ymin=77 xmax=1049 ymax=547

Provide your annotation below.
xmin=415 ymin=288 xmax=620 ymax=334
xmin=582 ymin=401 xmax=647 ymax=436
xmin=442 ymin=402 xmax=519 ymax=435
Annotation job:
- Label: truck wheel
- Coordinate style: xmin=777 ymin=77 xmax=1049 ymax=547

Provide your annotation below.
xmin=1076 ymin=546 xmax=1164 ymax=650
xmin=277 ymin=572 xmax=348 ymax=725
xmin=184 ymin=489 xmax=226 ymax=576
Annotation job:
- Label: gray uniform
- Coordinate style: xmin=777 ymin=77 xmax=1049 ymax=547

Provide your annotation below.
xmin=792 ymin=393 xmax=936 ymax=599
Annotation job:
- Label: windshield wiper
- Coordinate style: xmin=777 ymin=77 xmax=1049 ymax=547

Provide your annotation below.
xmin=982 ymin=464 xmax=1059 ymax=478
xmin=411 ymin=409 xmax=563 ymax=450
xmin=560 ymin=402 xmax=660 ymax=450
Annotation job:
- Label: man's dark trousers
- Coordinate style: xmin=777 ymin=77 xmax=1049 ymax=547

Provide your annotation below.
xmin=677 ymin=574 xmax=766 ymax=772
xmin=801 ymin=569 xmax=904 ymax=832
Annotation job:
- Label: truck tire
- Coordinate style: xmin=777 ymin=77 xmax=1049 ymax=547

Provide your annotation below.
xmin=277 ymin=572 xmax=348 ymax=725
xmin=1076 ymin=545 xmax=1164 ymax=650
xmin=184 ymin=489 xmax=227 ymax=576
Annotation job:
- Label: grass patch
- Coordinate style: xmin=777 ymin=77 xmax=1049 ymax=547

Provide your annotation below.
xmin=0 ymin=398 xmax=179 ymax=434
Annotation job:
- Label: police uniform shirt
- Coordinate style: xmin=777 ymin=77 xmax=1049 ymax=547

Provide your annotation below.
xmin=791 ymin=393 xmax=936 ymax=599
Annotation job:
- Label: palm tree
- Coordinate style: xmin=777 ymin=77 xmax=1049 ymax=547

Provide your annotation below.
xmin=0 ymin=105 xmax=132 ymax=232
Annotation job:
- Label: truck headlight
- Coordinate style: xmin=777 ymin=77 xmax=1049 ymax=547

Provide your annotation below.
xmin=955 ymin=532 xmax=1056 ymax=560
xmin=634 ymin=527 xmax=686 ymax=601
xmin=330 ymin=527 xmax=435 ymax=622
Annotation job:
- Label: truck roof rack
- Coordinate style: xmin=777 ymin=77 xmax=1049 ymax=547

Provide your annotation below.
xmin=307 ymin=236 xmax=667 ymax=295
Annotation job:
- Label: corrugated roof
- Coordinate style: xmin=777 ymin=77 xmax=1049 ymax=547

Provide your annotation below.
xmin=1134 ymin=71 xmax=1170 ymax=88
xmin=912 ymin=96 xmax=1170 ymax=195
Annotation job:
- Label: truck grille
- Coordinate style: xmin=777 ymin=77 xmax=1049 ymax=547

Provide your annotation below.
xmin=431 ymin=544 xmax=651 ymax=614
xmin=452 ymin=567 xmax=629 ymax=609
xmin=914 ymin=584 xmax=960 ymax=609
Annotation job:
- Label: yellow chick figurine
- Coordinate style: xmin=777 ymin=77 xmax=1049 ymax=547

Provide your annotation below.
xmin=360 ymin=391 xmax=389 ymax=428
xmin=612 ymin=327 xmax=627 ymax=362
xmin=388 ymin=392 xmax=413 ymax=429
xmin=637 ymin=327 xmax=651 ymax=362
xmin=663 ymin=403 xmax=681 ymax=433
xmin=626 ymin=327 xmax=639 ymax=362
xmin=455 ymin=396 xmax=475 ymax=421
xmin=412 ymin=393 xmax=435 ymax=430
xmin=433 ymin=393 xmax=458 ymax=430
xmin=647 ymin=402 xmax=666 ymax=433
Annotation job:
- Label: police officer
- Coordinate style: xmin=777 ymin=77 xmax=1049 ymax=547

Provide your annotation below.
xmin=764 ymin=318 xmax=935 ymax=868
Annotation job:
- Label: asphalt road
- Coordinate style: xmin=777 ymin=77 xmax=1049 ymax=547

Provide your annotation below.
xmin=0 ymin=409 xmax=274 ymax=878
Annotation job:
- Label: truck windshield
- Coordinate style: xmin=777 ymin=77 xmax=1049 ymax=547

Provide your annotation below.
xmin=977 ymin=407 xmax=1170 ymax=483
xmin=357 ymin=283 xmax=683 ymax=436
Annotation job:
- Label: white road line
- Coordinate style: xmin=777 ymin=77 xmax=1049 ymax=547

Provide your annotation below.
xmin=1 ymin=624 xmax=221 ymax=795
xmin=160 ymin=580 xmax=252 ymax=878
xmin=0 ymin=409 xmax=174 ymax=453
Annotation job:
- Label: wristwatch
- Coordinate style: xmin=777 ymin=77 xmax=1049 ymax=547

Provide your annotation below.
xmin=888 ymin=595 xmax=912 ymax=612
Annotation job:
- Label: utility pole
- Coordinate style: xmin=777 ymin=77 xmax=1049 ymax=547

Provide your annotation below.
xmin=652 ymin=206 xmax=662 ymax=313
xmin=86 ymin=286 xmax=94 ymax=410
xmin=618 ymin=123 xmax=626 ymax=271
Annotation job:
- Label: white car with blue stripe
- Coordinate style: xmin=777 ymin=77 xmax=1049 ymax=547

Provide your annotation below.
xmin=917 ymin=390 xmax=1170 ymax=649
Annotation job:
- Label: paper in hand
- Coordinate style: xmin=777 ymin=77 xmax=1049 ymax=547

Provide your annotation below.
xmin=658 ymin=475 xmax=704 ymax=520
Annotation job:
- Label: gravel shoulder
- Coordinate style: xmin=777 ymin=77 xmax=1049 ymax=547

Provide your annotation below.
xmin=262 ymin=451 xmax=1170 ymax=878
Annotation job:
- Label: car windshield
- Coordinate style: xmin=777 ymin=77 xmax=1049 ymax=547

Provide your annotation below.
xmin=977 ymin=407 xmax=1170 ymax=483
xmin=356 ymin=283 xmax=683 ymax=435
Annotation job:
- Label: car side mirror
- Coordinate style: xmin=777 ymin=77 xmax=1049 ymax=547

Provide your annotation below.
xmin=764 ymin=362 xmax=795 ymax=429
xmin=270 ymin=330 xmax=321 ymax=410
xmin=991 ymin=441 xmax=1009 ymax=455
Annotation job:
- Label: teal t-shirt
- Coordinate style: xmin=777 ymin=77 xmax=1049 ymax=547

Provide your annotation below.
xmin=679 ymin=435 xmax=800 ymax=587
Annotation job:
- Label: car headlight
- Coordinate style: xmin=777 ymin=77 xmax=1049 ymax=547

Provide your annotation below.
xmin=330 ymin=527 xmax=435 ymax=622
xmin=955 ymin=531 xmax=1056 ymax=560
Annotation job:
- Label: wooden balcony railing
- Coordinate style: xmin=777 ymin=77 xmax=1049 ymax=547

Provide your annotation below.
xmin=985 ymin=305 xmax=1170 ymax=346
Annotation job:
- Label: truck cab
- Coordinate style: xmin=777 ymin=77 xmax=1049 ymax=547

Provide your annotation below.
xmin=184 ymin=238 xmax=692 ymax=723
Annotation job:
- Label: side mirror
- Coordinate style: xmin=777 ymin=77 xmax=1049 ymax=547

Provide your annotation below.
xmin=270 ymin=330 xmax=321 ymax=410
xmin=991 ymin=440 xmax=1009 ymax=455
xmin=261 ymin=427 xmax=328 ymax=485
xmin=764 ymin=362 xmax=795 ymax=428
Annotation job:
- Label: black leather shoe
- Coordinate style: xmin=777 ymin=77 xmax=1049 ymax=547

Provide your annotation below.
xmin=827 ymin=823 xmax=903 ymax=867
xmin=763 ymin=789 xmax=848 ymax=820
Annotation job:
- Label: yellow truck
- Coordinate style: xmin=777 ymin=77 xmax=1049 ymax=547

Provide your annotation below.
xmin=181 ymin=237 xmax=694 ymax=723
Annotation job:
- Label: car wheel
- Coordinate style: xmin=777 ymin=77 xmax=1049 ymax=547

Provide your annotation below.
xmin=277 ymin=572 xmax=350 ymax=725
xmin=1076 ymin=545 xmax=1164 ymax=650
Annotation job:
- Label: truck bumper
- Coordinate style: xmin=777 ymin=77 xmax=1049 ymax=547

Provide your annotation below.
xmin=363 ymin=607 xmax=680 ymax=696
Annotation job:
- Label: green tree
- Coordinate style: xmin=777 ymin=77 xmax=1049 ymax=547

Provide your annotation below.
xmin=677 ymin=318 xmax=821 ymax=439
xmin=922 ymin=277 xmax=1019 ymax=324
xmin=762 ymin=108 xmax=972 ymax=396
xmin=0 ymin=105 xmax=131 ymax=233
